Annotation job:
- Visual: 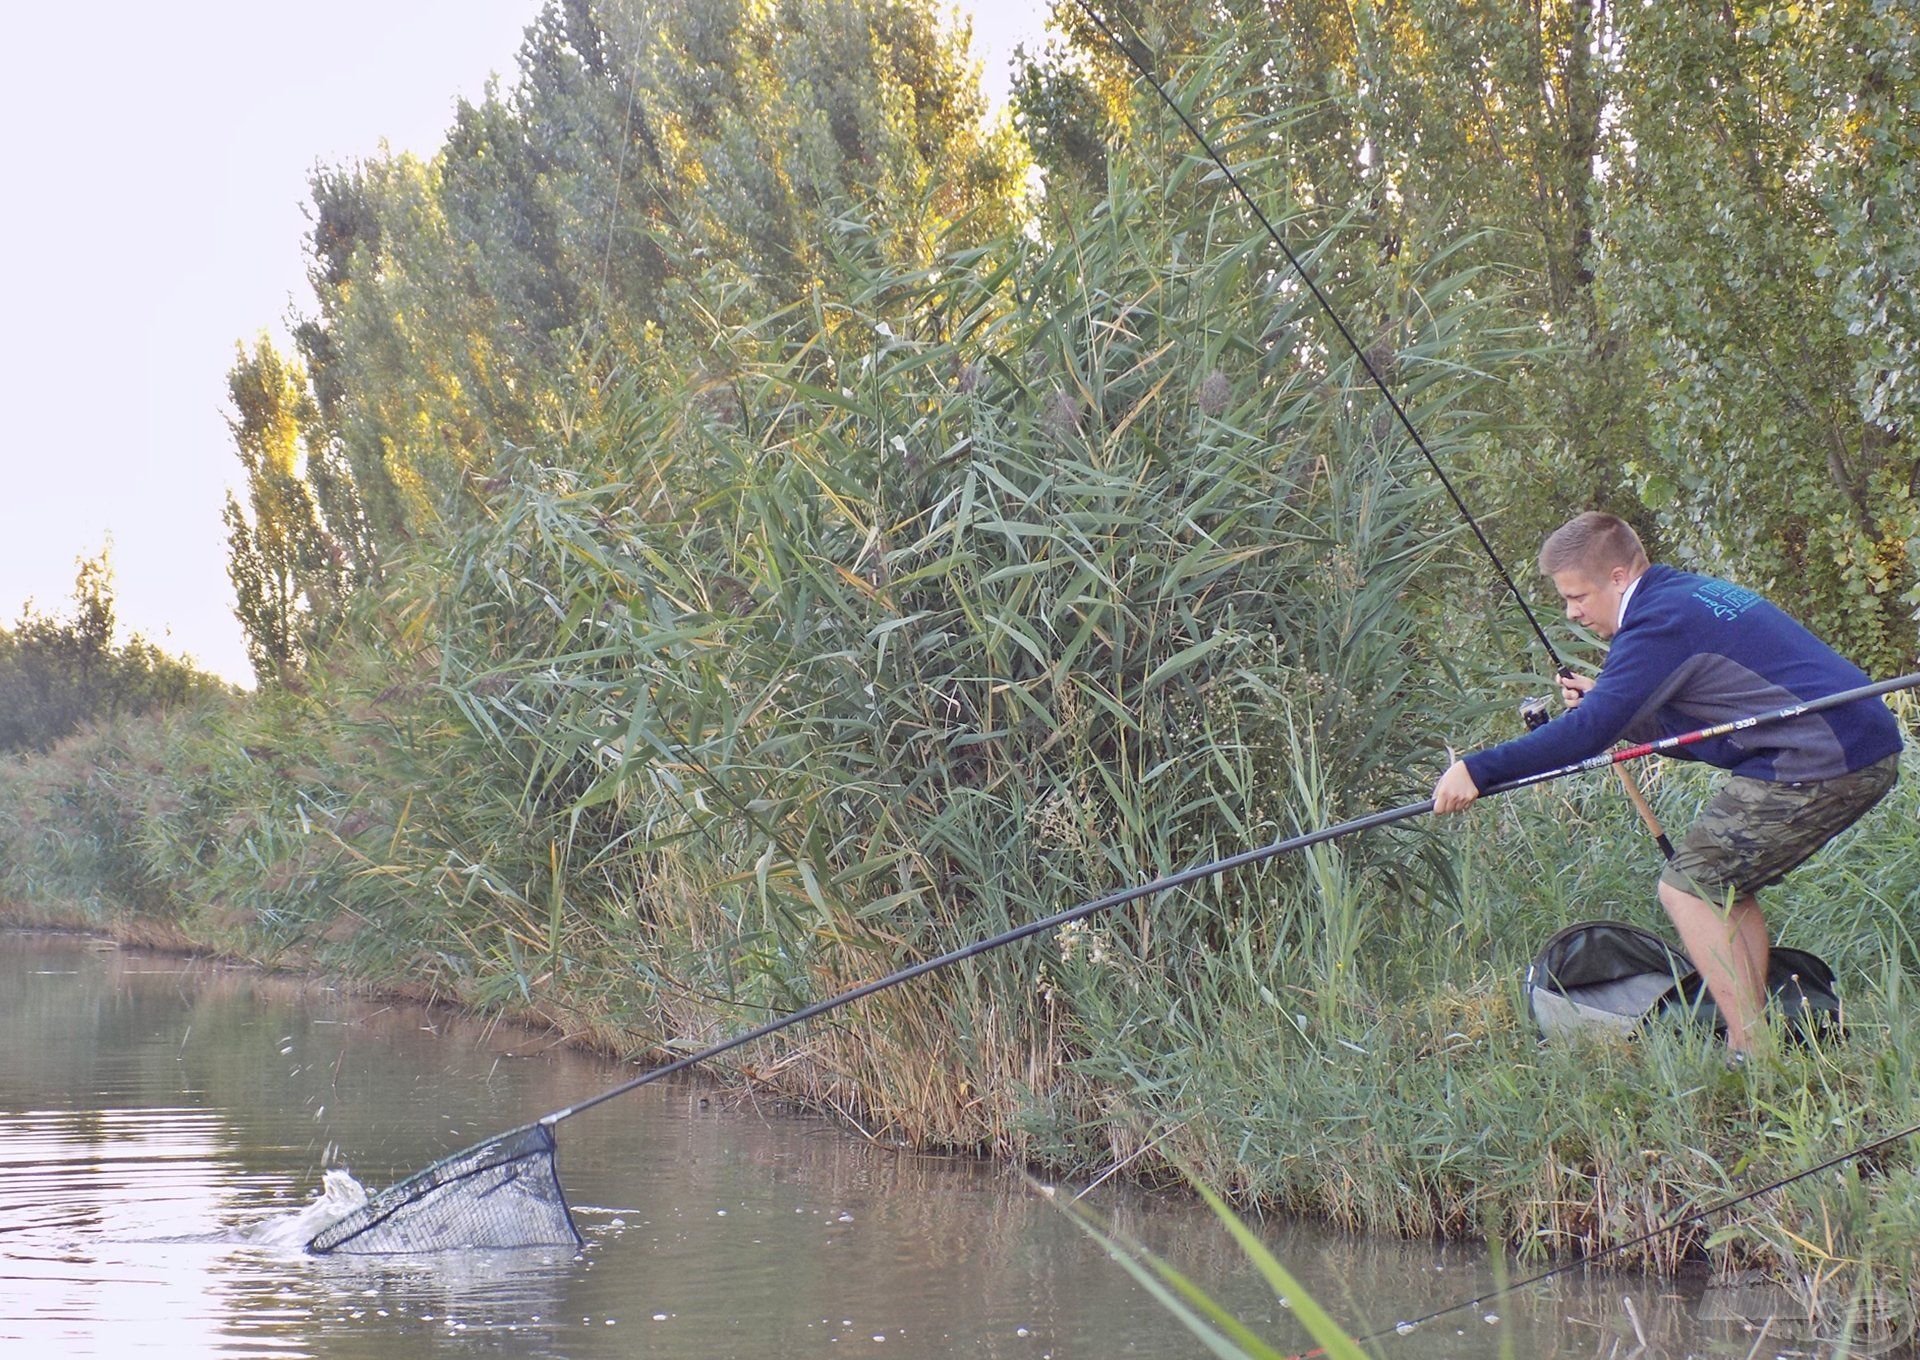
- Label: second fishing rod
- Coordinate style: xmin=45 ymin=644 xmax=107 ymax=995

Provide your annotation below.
xmin=1062 ymin=2 xmax=1688 ymax=842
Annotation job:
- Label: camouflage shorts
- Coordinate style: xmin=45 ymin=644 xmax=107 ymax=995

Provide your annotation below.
xmin=1660 ymin=754 xmax=1898 ymax=902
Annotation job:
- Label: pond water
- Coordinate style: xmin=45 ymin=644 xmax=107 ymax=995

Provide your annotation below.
xmin=0 ymin=929 xmax=1817 ymax=1358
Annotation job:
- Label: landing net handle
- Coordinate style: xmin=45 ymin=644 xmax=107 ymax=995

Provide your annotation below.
xmin=545 ymin=671 xmax=1920 ymax=1127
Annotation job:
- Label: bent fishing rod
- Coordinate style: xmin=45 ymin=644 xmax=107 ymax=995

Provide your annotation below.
xmin=309 ymin=674 xmax=1920 ymax=1254
xmin=1069 ymin=1 xmax=1693 ymax=856
xmin=1069 ymin=0 xmax=1566 ymax=675
xmin=538 ymin=672 xmax=1920 ymax=1126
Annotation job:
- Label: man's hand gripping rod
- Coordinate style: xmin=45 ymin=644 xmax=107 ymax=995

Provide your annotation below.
xmin=1520 ymin=680 xmax=1676 ymax=859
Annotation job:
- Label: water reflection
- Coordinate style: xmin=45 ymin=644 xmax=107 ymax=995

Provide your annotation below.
xmin=0 ymin=930 xmax=1824 ymax=1358
xmin=0 ymin=1104 xmax=299 ymax=1355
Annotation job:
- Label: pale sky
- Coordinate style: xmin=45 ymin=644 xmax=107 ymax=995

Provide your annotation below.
xmin=0 ymin=2 xmax=1047 ymax=685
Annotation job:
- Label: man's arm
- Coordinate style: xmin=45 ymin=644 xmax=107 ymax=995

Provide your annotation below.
xmin=1452 ymin=622 xmax=1690 ymax=795
xmin=1433 ymin=669 xmax=1600 ymax=813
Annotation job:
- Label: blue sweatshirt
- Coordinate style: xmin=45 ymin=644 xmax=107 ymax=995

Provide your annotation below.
xmin=1463 ymin=564 xmax=1902 ymax=791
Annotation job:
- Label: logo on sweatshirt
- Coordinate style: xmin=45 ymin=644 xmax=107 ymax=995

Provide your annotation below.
xmin=1692 ymin=580 xmax=1761 ymax=621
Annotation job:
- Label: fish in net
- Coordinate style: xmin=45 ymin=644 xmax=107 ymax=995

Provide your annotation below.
xmin=307 ymin=1122 xmax=582 ymax=1254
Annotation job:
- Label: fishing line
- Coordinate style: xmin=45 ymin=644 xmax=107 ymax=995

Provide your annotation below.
xmin=1069 ymin=0 xmax=1567 ymax=674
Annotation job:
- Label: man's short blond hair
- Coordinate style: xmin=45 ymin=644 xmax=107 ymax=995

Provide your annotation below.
xmin=1538 ymin=512 xmax=1649 ymax=579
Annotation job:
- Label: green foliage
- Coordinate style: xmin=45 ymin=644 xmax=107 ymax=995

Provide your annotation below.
xmin=224 ymin=337 xmax=357 ymax=685
xmin=1603 ymin=0 xmax=1920 ymax=670
xmin=1010 ymin=36 xmax=1109 ymax=194
xmin=278 ymin=0 xmax=1032 ymax=580
xmin=221 ymin=0 xmax=1037 ymax=690
xmin=403 ymin=12 xmax=1552 ymax=1137
xmin=1044 ymin=1172 xmax=1374 ymax=1359
xmin=1029 ymin=0 xmax=1920 ymax=665
xmin=1028 ymin=0 xmax=1643 ymax=562
xmin=0 ymin=552 xmax=227 ymax=755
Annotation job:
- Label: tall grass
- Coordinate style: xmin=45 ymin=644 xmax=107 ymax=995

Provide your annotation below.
xmin=422 ymin=136 xmax=1510 ymax=1146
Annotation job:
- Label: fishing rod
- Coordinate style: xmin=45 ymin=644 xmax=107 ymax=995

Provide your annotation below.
xmin=307 ymin=672 xmax=1920 ymax=1253
xmin=1068 ymin=0 xmax=1566 ymax=674
xmin=551 ymin=673 xmax=1913 ymax=1126
xmin=1305 ymin=1113 xmax=1920 ymax=1358
xmin=1070 ymin=0 xmax=1686 ymax=851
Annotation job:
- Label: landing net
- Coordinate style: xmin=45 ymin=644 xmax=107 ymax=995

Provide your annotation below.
xmin=307 ymin=1122 xmax=582 ymax=1254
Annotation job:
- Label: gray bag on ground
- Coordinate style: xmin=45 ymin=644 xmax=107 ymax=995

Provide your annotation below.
xmin=1525 ymin=919 xmax=1841 ymax=1041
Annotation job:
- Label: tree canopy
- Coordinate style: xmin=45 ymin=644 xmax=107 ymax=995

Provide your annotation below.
xmin=1014 ymin=0 xmax=1920 ymax=667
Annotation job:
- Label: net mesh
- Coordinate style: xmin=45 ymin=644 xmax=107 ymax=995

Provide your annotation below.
xmin=307 ymin=1122 xmax=583 ymax=1254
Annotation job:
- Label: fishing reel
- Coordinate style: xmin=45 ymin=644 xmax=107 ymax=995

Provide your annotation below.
xmin=1519 ymin=669 xmax=1579 ymax=732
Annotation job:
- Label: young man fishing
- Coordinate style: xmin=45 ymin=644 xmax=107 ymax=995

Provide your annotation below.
xmin=1432 ymin=512 xmax=1902 ymax=1053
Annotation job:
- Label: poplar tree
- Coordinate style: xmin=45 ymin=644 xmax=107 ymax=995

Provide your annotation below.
xmin=284 ymin=0 xmax=1027 ymax=558
xmin=223 ymin=337 xmax=348 ymax=684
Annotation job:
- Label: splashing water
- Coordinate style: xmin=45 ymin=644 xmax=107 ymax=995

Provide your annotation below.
xmin=250 ymin=1170 xmax=369 ymax=1249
